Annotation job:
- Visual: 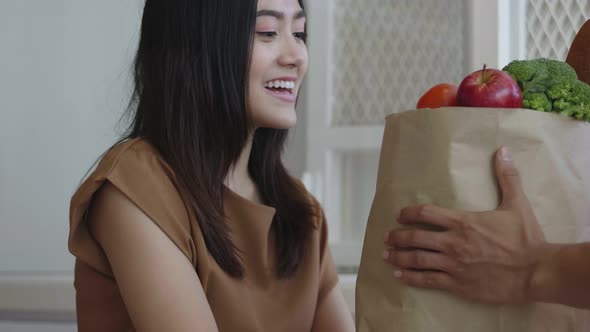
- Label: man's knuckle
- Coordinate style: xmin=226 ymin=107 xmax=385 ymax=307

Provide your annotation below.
xmin=403 ymin=274 xmax=418 ymax=286
xmin=448 ymin=241 xmax=467 ymax=257
xmin=452 ymin=213 xmax=469 ymax=228
xmin=456 ymin=245 xmax=477 ymax=264
xmin=407 ymin=231 xmax=419 ymax=246
xmin=404 ymin=274 xmax=420 ymax=286
xmin=453 ymin=260 xmax=466 ymax=273
xmin=418 ymin=205 xmax=432 ymax=217
xmin=392 ymin=232 xmax=405 ymax=246
xmin=443 ymin=240 xmax=458 ymax=255
xmin=452 ymin=284 xmax=467 ymax=298
xmin=424 ymin=272 xmax=440 ymax=286
xmin=502 ymin=167 xmax=520 ymax=178
xmin=395 ymin=252 xmax=407 ymax=267
xmin=411 ymin=252 xmax=424 ymax=267
xmin=392 ymin=253 xmax=405 ymax=267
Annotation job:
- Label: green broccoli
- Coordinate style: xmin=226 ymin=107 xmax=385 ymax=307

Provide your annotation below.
xmin=566 ymin=80 xmax=590 ymax=105
xmin=522 ymin=92 xmax=552 ymax=112
xmin=502 ymin=59 xmax=538 ymax=83
xmin=560 ymin=104 xmax=590 ymax=121
xmin=552 ymin=98 xmax=573 ymax=112
xmin=549 ymin=80 xmax=590 ymax=113
xmin=544 ymin=59 xmax=578 ymax=84
xmin=502 ymin=58 xmax=590 ymax=121
xmin=546 ymin=80 xmax=575 ymax=101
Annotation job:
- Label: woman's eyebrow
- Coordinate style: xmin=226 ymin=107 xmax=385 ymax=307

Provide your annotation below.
xmin=256 ymin=9 xmax=306 ymax=20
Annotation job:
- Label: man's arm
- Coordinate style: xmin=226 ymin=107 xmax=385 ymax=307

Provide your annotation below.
xmin=529 ymin=242 xmax=590 ymax=308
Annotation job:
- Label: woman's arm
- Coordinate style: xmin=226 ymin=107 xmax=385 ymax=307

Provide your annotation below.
xmin=89 ymin=182 xmax=219 ymax=332
xmin=383 ymin=147 xmax=590 ymax=309
xmin=311 ymin=287 xmax=355 ymax=332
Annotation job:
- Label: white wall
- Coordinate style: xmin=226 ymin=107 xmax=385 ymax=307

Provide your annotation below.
xmin=1 ymin=0 xmax=143 ymax=273
xmin=0 ymin=1 xmax=307 ymax=325
xmin=0 ymin=0 xmax=142 ymax=326
xmin=0 ymin=0 xmax=307 ymax=274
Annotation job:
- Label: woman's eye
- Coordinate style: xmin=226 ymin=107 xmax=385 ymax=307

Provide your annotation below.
xmin=294 ymin=32 xmax=307 ymax=42
xmin=257 ymin=31 xmax=277 ymax=38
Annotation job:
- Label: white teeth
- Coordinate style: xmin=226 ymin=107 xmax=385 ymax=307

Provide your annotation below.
xmin=265 ymin=80 xmax=295 ymax=89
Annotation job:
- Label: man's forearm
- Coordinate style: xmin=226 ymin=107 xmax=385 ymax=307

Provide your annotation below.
xmin=528 ymin=242 xmax=590 ymax=309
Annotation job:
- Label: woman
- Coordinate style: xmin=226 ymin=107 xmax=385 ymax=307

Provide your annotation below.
xmin=68 ymin=0 xmax=355 ymax=331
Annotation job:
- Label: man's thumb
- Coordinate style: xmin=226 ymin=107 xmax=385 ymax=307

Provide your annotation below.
xmin=496 ymin=147 xmax=524 ymax=208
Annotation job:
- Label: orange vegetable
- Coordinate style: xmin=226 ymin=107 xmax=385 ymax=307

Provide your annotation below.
xmin=416 ymin=83 xmax=458 ymax=109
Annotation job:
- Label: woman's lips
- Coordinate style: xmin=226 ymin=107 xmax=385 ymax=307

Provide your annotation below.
xmin=265 ymin=88 xmax=296 ymax=103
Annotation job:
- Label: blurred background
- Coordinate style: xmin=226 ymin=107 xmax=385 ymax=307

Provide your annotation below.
xmin=0 ymin=0 xmax=588 ymax=330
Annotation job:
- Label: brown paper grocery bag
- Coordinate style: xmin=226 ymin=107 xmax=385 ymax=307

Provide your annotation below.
xmin=355 ymin=107 xmax=590 ymax=332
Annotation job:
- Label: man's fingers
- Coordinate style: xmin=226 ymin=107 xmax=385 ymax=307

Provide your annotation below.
xmin=384 ymin=229 xmax=456 ymax=253
xmin=495 ymin=147 xmax=525 ymax=209
xmin=383 ymin=249 xmax=463 ymax=275
xmin=392 ymin=269 xmax=456 ymax=292
xmin=398 ymin=204 xmax=460 ymax=229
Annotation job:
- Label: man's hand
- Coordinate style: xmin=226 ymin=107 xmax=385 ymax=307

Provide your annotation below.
xmin=382 ymin=147 xmax=547 ymax=304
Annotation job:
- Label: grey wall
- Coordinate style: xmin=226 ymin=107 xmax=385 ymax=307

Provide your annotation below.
xmin=0 ymin=0 xmax=306 ymax=274
xmin=1 ymin=0 xmax=145 ymax=273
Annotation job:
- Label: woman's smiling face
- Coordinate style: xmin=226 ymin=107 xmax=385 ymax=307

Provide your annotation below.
xmin=248 ymin=0 xmax=308 ymax=130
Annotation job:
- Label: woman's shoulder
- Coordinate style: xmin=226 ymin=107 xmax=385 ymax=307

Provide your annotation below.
xmin=77 ymin=138 xmax=184 ymax=198
xmin=92 ymin=138 xmax=165 ymax=177
xmin=69 ymin=137 xmax=196 ymax=275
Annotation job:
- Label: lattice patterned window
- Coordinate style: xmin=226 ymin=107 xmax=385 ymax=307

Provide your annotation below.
xmin=303 ymin=0 xmax=590 ymax=272
xmin=331 ymin=0 xmax=466 ymax=126
xmin=304 ymin=0 xmax=468 ymax=269
xmin=526 ymin=0 xmax=590 ymax=60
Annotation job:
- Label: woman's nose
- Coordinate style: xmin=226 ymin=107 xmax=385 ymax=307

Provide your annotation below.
xmin=277 ymin=36 xmax=306 ymax=68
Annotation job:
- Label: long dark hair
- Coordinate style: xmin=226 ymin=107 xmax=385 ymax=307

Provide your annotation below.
xmin=119 ymin=0 xmax=316 ymax=279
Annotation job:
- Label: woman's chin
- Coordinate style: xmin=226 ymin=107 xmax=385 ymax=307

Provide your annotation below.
xmin=254 ymin=113 xmax=297 ymax=130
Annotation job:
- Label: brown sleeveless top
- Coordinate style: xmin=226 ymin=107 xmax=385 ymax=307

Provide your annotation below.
xmin=68 ymin=138 xmax=338 ymax=331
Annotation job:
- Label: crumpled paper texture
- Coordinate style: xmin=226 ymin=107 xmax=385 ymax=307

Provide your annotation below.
xmin=356 ymin=107 xmax=590 ymax=332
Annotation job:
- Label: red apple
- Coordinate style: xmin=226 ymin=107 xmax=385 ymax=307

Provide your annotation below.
xmin=457 ymin=65 xmax=523 ymax=108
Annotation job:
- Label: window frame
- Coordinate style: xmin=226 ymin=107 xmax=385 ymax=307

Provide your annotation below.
xmin=303 ymin=0 xmax=521 ymax=269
